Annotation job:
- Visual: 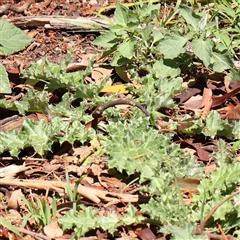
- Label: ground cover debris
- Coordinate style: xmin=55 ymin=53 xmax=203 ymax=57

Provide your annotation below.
xmin=0 ymin=0 xmax=240 ymax=239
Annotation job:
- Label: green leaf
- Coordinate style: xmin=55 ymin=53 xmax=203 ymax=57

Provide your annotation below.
xmin=214 ymin=31 xmax=231 ymax=48
xmin=179 ymin=5 xmax=201 ymax=31
xmin=211 ymin=51 xmax=234 ymax=72
xmin=59 ymin=205 xmax=97 ymax=238
xmin=0 ymin=20 xmax=32 ymax=55
xmin=202 ymin=111 xmax=224 ymax=138
xmin=0 ymin=218 xmax=23 ymax=238
xmin=22 ymin=119 xmax=53 ymax=155
xmin=93 ymin=31 xmax=119 ymax=48
xmin=232 ymin=120 xmax=240 ymax=140
xmin=59 ymin=204 xmax=144 ymax=237
xmin=0 ymin=130 xmax=25 ymax=157
xmin=132 ymin=73 xmax=183 ymax=111
xmin=152 ymin=30 xmax=164 ymax=44
xmin=103 ymin=117 xmax=202 ymax=188
xmin=213 ymin=139 xmax=234 ymax=166
xmin=158 ymin=32 xmax=187 ymax=59
xmin=97 ymin=215 xmax=120 ymax=234
xmin=114 ymin=3 xmax=129 ymax=27
xmin=141 ymin=25 xmax=154 ymax=41
xmin=49 ymin=93 xmax=86 ymax=120
xmin=141 ymin=189 xmax=188 ymax=224
xmin=120 ymin=205 xmax=144 ymax=225
xmin=153 ymin=59 xmax=180 ymax=78
xmin=111 ymin=52 xmax=132 ymax=66
xmin=0 ymin=63 xmax=11 ymax=93
xmin=227 ymin=68 xmax=240 ymax=81
xmin=232 ymin=140 xmax=240 ymax=153
xmin=104 ymin=118 xmax=168 ymax=175
xmin=117 ymin=38 xmax=135 ymax=59
xmin=192 ymin=38 xmax=212 ymax=67
xmin=161 ymin=223 xmax=206 ymax=239
xmin=58 ymin=120 xmax=96 ymax=144
xmin=24 ymin=55 xmax=102 ymax=95
xmin=192 ymin=162 xmax=240 ymax=223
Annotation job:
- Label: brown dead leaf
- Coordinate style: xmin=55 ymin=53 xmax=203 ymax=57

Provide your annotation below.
xmin=182 ymin=95 xmax=202 ymax=110
xmin=182 ymin=147 xmax=196 ymax=155
xmin=92 ymin=67 xmax=112 ymax=85
xmin=0 ymin=113 xmax=49 ymax=132
xmin=219 ymin=103 xmax=240 ymax=120
xmin=7 ymin=189 xmax=23 ymax=209
xmin=35 ymin=112 xmax=49 ymax=123
xmin=181 ymin=88 xmax=212 ymax=117
xmin=235 ymin=156 xmax=240 ymax=161
xmin=137 ymin=228 xmax=157 ymax=240
xmin=0 ymin=115 xmax=25 ymax=132
xmin=173 ymin=177 xmax=200 ymax=193
xmin=184 ymin=199 xmax=193 ymax=206
xmin=200 ymin=88 xmax=212 ymax=117
xmin=67 ymin=165 xmax=88 ymax=177
xmin=44 ymin=221 xmax=63 ymax=238
xmin=66 ymin=54 xmax=95 ymax=72
xmin=27 ymin=30 xmax=39 ymax=38
xmin=32 ymin=0 xmax=51 ymax=10
xmin=7 ymin=67 xmax=20 ymax=88
xmin=7 ymin=67 xmax=19 ymax=75
xmin=204 ymin=163 xmax=217 ymax=174
xmin=175 ymin=88 xmax=201 ymax=104
xmin=179 ymin=139 xmax=211 ymax=161
xmin=89 ymin=164 xmax=103 ymax=176
xmin=69 ymin=146 xmax=94 ymax=164
xmin=42 ymin=161 xmax=62 ymax=173
xmin=177 ymin=121 xmax=193 ymax=132
xmin=99 ymin=176 xmax=126 ymax=189
xmin=66 ymin=62 xmax=87 ymax=72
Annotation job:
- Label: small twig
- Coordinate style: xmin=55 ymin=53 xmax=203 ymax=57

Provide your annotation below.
xmin=218 ymin=224 xmax=228 ymax=240
xmin=195 ymin=189 xmax=240 ymax=235
xmin=92 ymin=99 xmax=150 ymax=119
xmin=206 ymin=233 xmax=237 ymax=240
xmin=14 ymin=226 xmax=51 ymax=240
xmin=0 ymin=157 xmax=47 ymax=161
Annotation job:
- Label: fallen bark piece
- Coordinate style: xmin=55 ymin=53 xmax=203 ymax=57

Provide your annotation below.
xmin=8 ymin=16 xmax=110 ymax=31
